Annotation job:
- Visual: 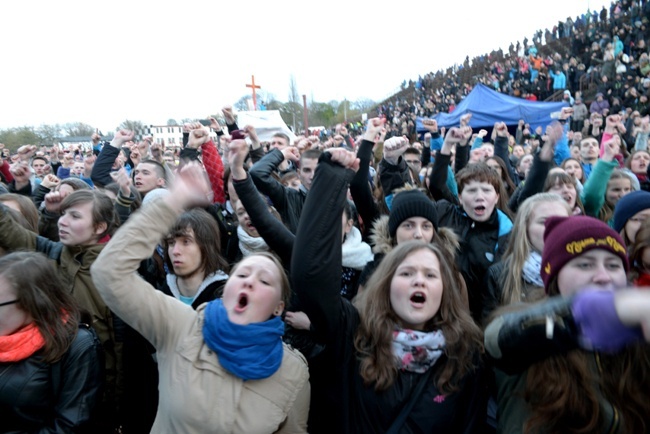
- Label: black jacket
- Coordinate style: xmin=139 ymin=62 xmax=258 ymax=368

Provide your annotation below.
xmin=428 ymin=152 xmax=513 ymax=321
xmin=233 ymin=175 xmax=294 ymax=267
xmin=483 ymin=261 xmax=543 ymax=325
xmin=436 ymin=200 xmax=512 ymax=322
xmin=292 ymin=154 xmax=487 ymax=434
xmin=249 ymin=149 xmax=306 ymax=234
xmin=0 ymin=325 xmax=104 ymax=433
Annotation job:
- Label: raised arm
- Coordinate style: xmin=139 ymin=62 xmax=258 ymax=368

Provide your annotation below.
xmin=187 ymin=124 xmax=226 ymax=204
xmin=91 ymin=130 xmax=132 ymax=188
xmin=249 ymin=148 xmax=295 ymax=212
xmin=493 ymin=122 xmax=518 ymax=181
xmin=91 ymin=164 xmax=212 ymax=350
xmin=580 ymin=134 xmax=619 ymax=217
xmin=634 ymin=116 xmax=650 ymax=152
xmin=379 ymin=136 xmax=411 ymax=207
xmin=485 ymin=289 xmax=647 ymax=374
xmin=291 ymin=150 xmax=359 ymax=342
xmin=229 ymin=139 xmax=295 ymax=267
xmin=349 ymin=118 xmax=383 ymax=238
xmin=508 ymin=123 xmax=563 ymax=213
xmin=427 ymin=126 xmax=469 ymax=203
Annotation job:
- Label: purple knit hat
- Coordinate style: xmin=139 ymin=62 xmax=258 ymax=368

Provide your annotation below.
xmin=541 ymin=216 xmax=629 ymax=292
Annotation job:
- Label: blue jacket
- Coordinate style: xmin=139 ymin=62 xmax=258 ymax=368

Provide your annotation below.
xmin=549 ymin=70 xmax=567 ymax=90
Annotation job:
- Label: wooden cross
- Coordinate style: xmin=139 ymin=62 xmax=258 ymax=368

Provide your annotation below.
xmin=246 ymin=75 xmax=261 ymax=110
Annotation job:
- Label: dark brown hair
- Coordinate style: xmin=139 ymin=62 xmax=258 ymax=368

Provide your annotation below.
xmin=164 ymin=208 xmax=229 ymax=276
xmin=60 ymin=190 xmax=119 ymax=240
xmin=515 ymin=272 xmax=650 ymax=433
xmin=300 ymin=149 xmax=322 ymax=164
xmin=58 ymin=177 xmax=91 ymax=192
xmin=455 ymin=161 xmax=502 ymax=194
xmin=0 ymin=252 xmax=80 ymax=363
xmin=543 ymin=171 xmax=585 ymax=215
xmin=486 ymin=155 xmax=516 ymax=196
xmin=628 ymin=217 xmax=650 ymax=281
xmin=353 ymin=241 xmax=482 ymax=392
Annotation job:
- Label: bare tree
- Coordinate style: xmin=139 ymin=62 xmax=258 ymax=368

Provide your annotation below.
xmin=37 ymin=124 xmax=63 ymax=146
xmin=288 ymin=75 xmax=300 ymax=131
xmin=63 ymin=122 xmax=95 ymax=137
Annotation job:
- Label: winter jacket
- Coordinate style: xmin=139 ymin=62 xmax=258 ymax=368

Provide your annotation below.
xmin=485 ymin=296 xmax=648 ymax=433
xmin=92 ymin=198 xmax=310 ymax=434
xmin=483 ymin=261 xmax=542 ymax=324
xmin=0 ymin=325 xmax=104 ymax=433
xmin=292 ymin=154 xmax=487 ymax=434
xmin=573 ymin=102 xmax=589 ymax=121
xmin=249 ymin=149 xmax=307 ymax=234
xmin=90 ymin=144 xmax=120 ymax=188
xmin=436 ymin=200 xmax=512 ymax=322
xmin=160 ymin=271 xmax=228 ymax=310
xmin=427 ymin=150 xmax=513 ymax=321
xmin=233 ymin=174 xmax=294 ymax=267
xmin=0 ymin=203 xmax=122 ymax=421
xmin=549 ymin=70 xmax=567 ymax=90
xmin=590 ymin=98 xmax=611 ymax=115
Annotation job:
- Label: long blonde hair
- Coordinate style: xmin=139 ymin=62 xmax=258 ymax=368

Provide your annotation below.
xmin=500 ymin=193 xmax=571 ymax=305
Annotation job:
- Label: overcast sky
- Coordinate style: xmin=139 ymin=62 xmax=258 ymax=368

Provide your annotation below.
xmin=1 ymin=0 xmax=610 ymax=133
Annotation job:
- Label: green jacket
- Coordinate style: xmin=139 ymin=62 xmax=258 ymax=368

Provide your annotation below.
xmin=581 ymin=159 xmax=618 ymax=217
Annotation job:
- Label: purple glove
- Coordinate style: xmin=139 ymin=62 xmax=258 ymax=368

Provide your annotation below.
xmin=572 ymin=289 xmax=644 ymax=352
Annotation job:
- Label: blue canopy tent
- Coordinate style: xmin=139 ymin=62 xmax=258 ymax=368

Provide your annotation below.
xmin=416 ymin=84 xmax=569 ymax=133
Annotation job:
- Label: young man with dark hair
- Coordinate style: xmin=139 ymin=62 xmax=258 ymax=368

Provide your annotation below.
xmin=162 ymin=208 xmax=229 ymax=308
xmin=133 ymin=159 xmax=167 ymax=197
xmin=579 ymin=136 xmax=600 ymax=179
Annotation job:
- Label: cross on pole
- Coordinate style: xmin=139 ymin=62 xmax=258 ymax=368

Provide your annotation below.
xmin=246 ymin=75 xmax=261 ymax=110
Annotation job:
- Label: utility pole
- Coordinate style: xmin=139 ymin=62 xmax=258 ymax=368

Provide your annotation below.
xmin=302 ymin=95 xmax=308 ymax=134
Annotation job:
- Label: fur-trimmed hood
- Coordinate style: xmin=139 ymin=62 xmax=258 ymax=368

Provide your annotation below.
xmin=370 ymin=214 xmax=460 ymax=260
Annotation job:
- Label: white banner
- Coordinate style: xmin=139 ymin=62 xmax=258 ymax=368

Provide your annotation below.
xmin=235 ymin=110 xmax=297 ymax=144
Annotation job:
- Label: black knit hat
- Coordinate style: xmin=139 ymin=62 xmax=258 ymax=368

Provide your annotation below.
xmin=388 ymin=190 xmax=438 ymax=237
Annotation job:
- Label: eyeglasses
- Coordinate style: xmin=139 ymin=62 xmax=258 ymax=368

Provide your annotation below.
xmin=0 ymin=299 xmax=18 ymax=307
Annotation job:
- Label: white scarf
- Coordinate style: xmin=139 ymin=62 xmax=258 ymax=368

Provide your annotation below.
xmin=341 ymin=227 xmax=374 ymax=270
xmin=392 ymin=328 xmax=446 ymax=373
xmin=237 ymin=225 xmax=270 ymax=257
xmin=522 ymin=251 xmax=544 ymax=287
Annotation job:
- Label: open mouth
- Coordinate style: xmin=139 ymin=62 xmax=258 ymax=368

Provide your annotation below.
xmin=235 ymin=293 xmax=249 ymax=313
xmin=474 ymin=205 xmax=486 ymax=216
xmin=410 ymin=291 xmax=426 ymax=306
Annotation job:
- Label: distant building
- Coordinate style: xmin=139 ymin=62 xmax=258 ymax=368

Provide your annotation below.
xmin=149 ymin=125 xmax=183 ymax=148
xmin=58 ymin=135 xmax=114 ymax=152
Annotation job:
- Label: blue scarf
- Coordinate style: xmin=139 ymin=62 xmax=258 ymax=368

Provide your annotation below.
xmin=202 ymin=299 xmax=284 ymax=381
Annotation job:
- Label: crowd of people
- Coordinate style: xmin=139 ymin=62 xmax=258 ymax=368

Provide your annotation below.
xmin=373 ymin=0 xmax=650 ymax=142
xmin=2 ymin=1 xmax=650 ymax=433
